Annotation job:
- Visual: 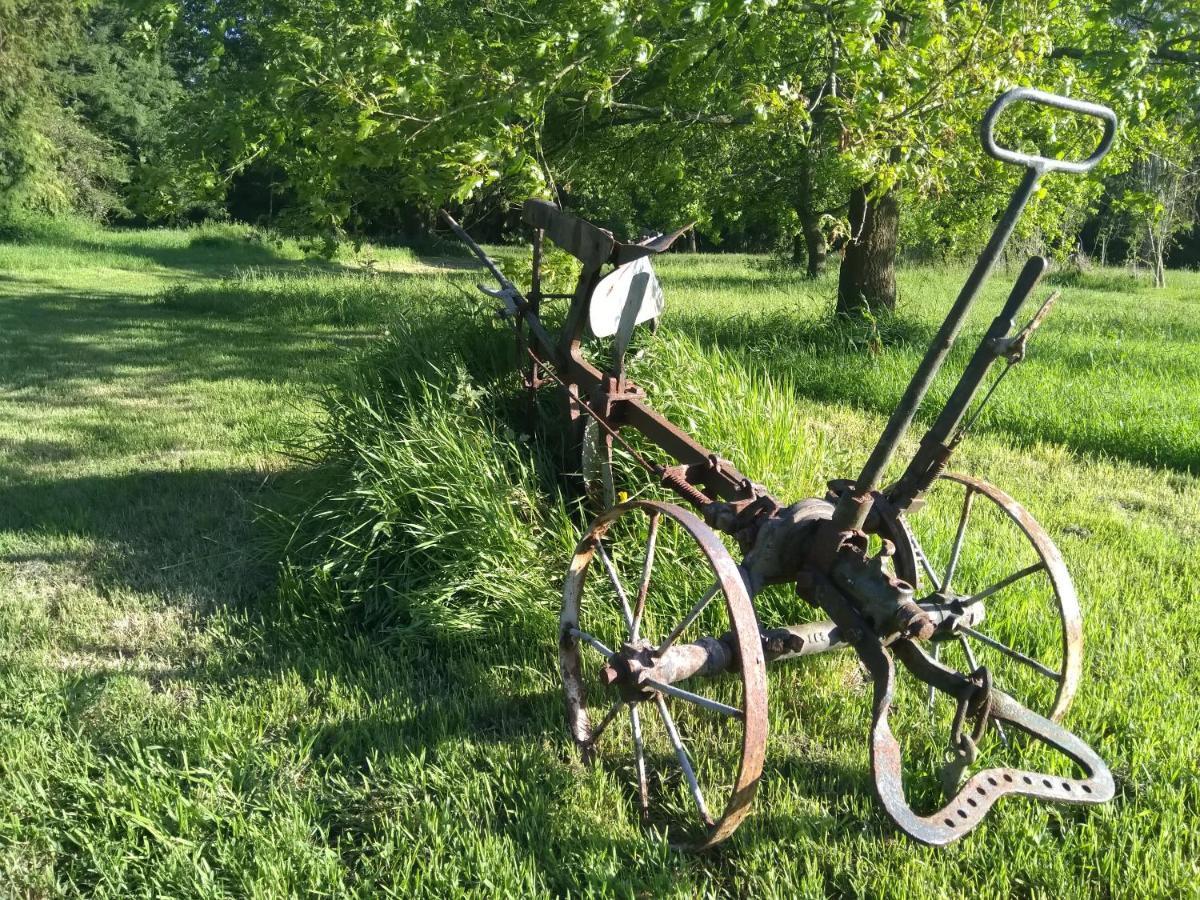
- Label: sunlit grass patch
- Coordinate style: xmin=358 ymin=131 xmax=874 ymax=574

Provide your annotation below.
xmin=0 ymin=223 xmax=1196 ymax=896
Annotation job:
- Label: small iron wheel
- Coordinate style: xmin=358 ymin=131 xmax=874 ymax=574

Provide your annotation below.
xmin=559 ymin=500 xmax=768 ymax=849
xmin=884 ymin=473 xmax=1082 ymax=722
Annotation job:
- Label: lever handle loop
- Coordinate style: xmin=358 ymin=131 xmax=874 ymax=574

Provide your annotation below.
xmin=981 ymin=87 xmax=1118 ymax=175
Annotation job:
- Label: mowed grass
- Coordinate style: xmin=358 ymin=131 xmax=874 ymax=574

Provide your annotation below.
xmin=0 ymin=216 xmax=1197 ymax=896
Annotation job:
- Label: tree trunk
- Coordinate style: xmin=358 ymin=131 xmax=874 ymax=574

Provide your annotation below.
xmin=794 ymin=154 xmax=827 ymax=277
xmin=837 ymin=182 xmax=899 ymax=315
xmin=791 ymin=221 xmax=827 ymax=275
xmin=686 ymin=228 xmax=697 ymax=253
xmin=1151 ymin=225 xmax=1166 ymax=288
xmin=804 ymin=219 xmax=827 ymax=278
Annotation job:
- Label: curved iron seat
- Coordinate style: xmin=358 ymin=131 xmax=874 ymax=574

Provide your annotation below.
xmin=523 ymin=199 xmax=691 ymax=268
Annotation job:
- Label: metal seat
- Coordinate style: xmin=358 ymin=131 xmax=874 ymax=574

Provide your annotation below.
xmin=522 ymin=199 xmax=690 ymax=268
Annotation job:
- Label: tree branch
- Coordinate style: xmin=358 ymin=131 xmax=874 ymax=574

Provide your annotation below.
xmin=1051 ymin=45 xmax=1200 ymax=67
xmin=585 ymin=101 xmax=758 ymax=127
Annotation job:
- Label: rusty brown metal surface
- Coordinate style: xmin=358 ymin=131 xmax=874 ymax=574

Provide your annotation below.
xmin=810 ymin=576 xmax=1112 ymax=846
xmin=523 ymin=199 xmax=616 ymax=269
xmin=880 ymin=640 xmax=1112 ymax=846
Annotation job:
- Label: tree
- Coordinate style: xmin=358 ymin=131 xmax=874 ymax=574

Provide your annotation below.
xmin=79 ymin=0 xmax=1199 ymax=303
xmin=0 ymin=0 xmax=186 ymax=221
xmin=0 ymin=0 xmax=90 ymax=212
xmin=1118 ymin=151 xmax=1200 ymax=287
xmin=1054 ymin=1 xmax=1200 ymax=285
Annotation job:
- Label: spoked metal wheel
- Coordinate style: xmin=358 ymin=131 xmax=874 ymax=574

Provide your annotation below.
xmin=559 ymin=500 xmax=768 ymax=849
xmin=889 ymin=473 xmax=1082 ymax=722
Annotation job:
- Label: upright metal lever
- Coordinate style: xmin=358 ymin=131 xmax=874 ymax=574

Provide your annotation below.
xmin=832 ymin=88 xmax=1118 ymax=531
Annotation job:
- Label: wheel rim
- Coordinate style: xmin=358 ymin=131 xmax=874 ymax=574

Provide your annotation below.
xmin=559 ymin=500 xmax=768 ymax=848
xmin=885 ymin=473 xmax=1081 ymax=722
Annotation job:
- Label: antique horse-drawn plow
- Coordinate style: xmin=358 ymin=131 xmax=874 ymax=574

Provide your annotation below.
xmin=442 ymin=89 xmax=1117 ymax=847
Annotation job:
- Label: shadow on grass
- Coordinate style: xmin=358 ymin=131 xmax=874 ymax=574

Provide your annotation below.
xmin=0 ymin=467 xmax=281 ymax=607
xmin=4 ymin=243 xmax=1184 ymax=888
xmin=9 ymin=390 xmax=914 ymax=888
xmin=2 ymin=218 xmax=330 ymax=274
xmin=0 ymin=286 xmax=369 ymax=397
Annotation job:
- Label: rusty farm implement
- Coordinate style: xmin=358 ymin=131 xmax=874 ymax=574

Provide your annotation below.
xmin=441 ymin=88 xmax=1118 ymax=848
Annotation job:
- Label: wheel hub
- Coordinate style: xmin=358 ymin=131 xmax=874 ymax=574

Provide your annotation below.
xmin=600 ymin=640 xmax=659 ymax=703
xmin=922 ymin=593 xmax=988 ymax=640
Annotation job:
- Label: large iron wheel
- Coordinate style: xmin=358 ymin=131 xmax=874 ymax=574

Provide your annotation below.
xmin=884 ymin=473 xmax=1082 ymax=722
xmin=559 ymin=500 xmax=768 ymax=848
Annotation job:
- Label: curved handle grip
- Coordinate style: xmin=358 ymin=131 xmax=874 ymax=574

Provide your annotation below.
xmin=981 ymin=87 xmax=1118 ymax=175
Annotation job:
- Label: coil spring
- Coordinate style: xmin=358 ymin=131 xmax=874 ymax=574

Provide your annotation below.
xmin=659 ymin=468 xmax=712 ymax=509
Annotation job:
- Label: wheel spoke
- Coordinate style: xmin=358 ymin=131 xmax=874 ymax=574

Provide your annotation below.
xmin=910 ymin=531 xmax=943 ymax=593
xmin=569 ymin=626 xmax=615 ymax=659
xmin=654 ymin=694 xmax=713 ymax=827
xmin=631 ymin=512 xmax=660 ymax=641
xmin=960 ymin=625 xmax=1062 ymax=681
xmin=926 ymin=642 xmax=940 ymax=715
xmin=961 ymin=562 xmax=1045 ymax=607
xmin=645 ymin=679 xmax=743 ymax=720
xmin=655 ymin=581 xmax=721 ymax=657
xmin=630 ymin=706 xmax=650 ymax=819
xmin=594 ymin=541 xmax=635 ymax=633
xmin=957 ymin=631 xmax=980 ymax=674
xmin=957 ymin=634 xmax=1008 ymax=745
xmin=943 ymin=487 xmax=975 ymax=592
xmin=586 ymin=699 xmax=625 ymax=747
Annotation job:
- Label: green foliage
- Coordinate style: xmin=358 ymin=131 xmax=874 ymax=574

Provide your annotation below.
xmin=4 ymin=1 xmax=1200 ymax=265
xmin=0 ymin=1 xmax=188 ymax=222
xmin=121 ymin=0 xmax=1196 ymax=267
xmin=0 ymin=0 xmax=89 ymax=210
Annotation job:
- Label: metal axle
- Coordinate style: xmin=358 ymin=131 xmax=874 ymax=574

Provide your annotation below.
xmin=603 ymin=600 xmax=985 ymax=693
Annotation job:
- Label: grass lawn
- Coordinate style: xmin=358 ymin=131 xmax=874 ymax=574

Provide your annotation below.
xmin=0 ymin=218 xmax=1197 ymax=896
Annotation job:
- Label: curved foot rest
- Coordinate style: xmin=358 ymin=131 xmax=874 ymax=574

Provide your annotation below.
xmin=870 ymin=646 xmax=1114 ymax=845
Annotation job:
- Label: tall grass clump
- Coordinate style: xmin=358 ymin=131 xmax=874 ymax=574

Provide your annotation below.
xmin=0 ymin=208 xmax=108 ymax=245
xmin=280 ymin=318 xmax=577 ymax=647
xmin=275 ymin=298 xmax=878 ymax=651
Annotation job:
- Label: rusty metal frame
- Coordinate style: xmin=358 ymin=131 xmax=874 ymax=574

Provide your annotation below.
xmin=442 ymin=87 xmax=1118 ymax=849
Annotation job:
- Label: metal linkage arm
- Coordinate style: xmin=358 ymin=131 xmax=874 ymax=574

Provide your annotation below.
xmin=876 ymin=641 xmax=1113 ymax=846
xmin=888 ymin=256 xmax=1048 ymax=508
xmin=439 ymin=210 xmax=522 ymax=297
xmin=439 ymin=210 xmax=561 ymax=362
